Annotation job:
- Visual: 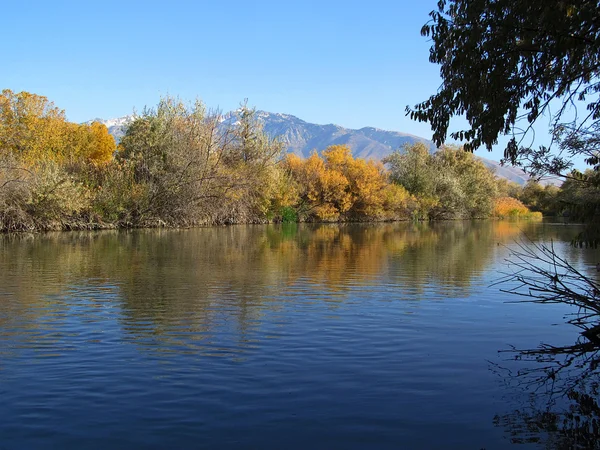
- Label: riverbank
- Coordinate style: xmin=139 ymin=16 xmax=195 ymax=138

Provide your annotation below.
xmin=1 ymin=92 xmax=556 ymax=234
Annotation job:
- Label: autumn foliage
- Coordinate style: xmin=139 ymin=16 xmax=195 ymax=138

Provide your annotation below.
xmin=284 ymin=145 xmax=411 ymax=221
xmin=493 ymin=196 xmax=542 ymax=219
xmin=0 ymin=90 xmax=545 ymax=232
xmin=0 ymin=89 xmax=115 ymax=164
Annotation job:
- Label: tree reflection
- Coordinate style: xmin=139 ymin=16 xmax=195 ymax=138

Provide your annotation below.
xmin=492 ymin=238 xmax=600 ymax=448
xmin=493 ymin=337 xmax=600 ymax=448
xmin=0 ymin=221 xmax=549 ymax=353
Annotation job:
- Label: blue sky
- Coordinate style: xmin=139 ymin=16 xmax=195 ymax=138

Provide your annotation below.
xmin=1 ymin=0 xmax=555 ymax=164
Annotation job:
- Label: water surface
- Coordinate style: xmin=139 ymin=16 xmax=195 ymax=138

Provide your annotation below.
xmin=0 ymin=221 xmax=598 ymax=449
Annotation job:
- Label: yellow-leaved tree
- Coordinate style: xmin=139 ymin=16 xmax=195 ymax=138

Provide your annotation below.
xmin=285 ymin=151 xmax=352 ymax=220
xmin=0 ymin=89 xmax=115 ymax=164
xmin=65 ymin=121 xmax=116 ymax=164
xmin=285 ymin=145 xmax=411 ymax=221
xmin=0 ymin=89 xmax=68 ymax=163
xmin=323 ymin=145 xmax=389 ymax=218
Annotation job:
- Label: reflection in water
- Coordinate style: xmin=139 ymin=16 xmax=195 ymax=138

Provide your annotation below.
xmin=491 ymin=233 xmax=600 ymax=449
xmin=0 ymin=220 xmax=595 ymax=361
xmin=1 ymin=220 xmax=599 ymax=449
xmin=492 ymin=337 xmax=600 ymax=448
xmin=0 ymin=221 xmax=529 ymax=346
xmin=0 ymin=221 xmax=596 ymax=358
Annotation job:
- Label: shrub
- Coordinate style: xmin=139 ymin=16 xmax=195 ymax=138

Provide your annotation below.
xmin=493 ymin=196 xmax=541 ymax=219
xmin=280 ymin=206 xmax=298 ymax=223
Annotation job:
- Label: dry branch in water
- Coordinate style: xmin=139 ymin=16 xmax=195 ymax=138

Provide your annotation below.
xmin=495 ymin=239 xmax=600 ymax=335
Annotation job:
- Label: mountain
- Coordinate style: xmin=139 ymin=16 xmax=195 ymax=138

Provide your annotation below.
xmin=254 ymin=111 xmax=436 ymax=160
xmin=254 ymin=111 xmax=543 ymax=186
xmin=89 ymin=111 xmax=541 ymax=186
xmin=87 ymin=116 xmax=133 ymax=141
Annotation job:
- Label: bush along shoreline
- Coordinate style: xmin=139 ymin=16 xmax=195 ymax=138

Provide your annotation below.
xmin=0 ymin=91 xmax=566 ymax=233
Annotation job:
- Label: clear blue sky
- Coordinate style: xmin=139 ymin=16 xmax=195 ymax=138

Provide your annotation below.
xmin=1 ymin=0 xmax=550 ymax=164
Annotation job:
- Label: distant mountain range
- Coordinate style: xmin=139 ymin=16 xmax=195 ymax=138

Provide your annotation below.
xmin=89 ymin=111 xmax=538 ymax=186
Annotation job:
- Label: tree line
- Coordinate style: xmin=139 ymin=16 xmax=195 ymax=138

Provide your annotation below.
xmin=1 ymin=89 xmax=574 ymax=232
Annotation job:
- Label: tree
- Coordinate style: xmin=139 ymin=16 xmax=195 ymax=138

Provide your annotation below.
xmin=222 ymin=102 xmax=286 ymax=220
xmin=384 ymin=143 xmax=499 ymax=219
xmin=0 ymin=89 xmax=67 ymax=163
xmin=519 ymin=179 xmax=561 ymax=215
xmin=0 ymin=89 xmax=115 ymax=165
xmin=284 ymin=151 xmax=352 ymax=221
xmin=323 ymin=145 xmax=390 ymax=218
xmin=66 ymin=121 xmax=116 ymax=164
xmin=407 ymin=0 xmax=600 ymax=174
xmin=117 ymin=96 xmax=285 ymax=225
xmin=384 ymin=142 xmax=436 ymax=196
xmin=117 ymin=96 xmax=229 ymax=224
xmin=558 ymin=169 xmax=600 ymax=222
xmin=283 ymin=145 xmax=409 ymax=221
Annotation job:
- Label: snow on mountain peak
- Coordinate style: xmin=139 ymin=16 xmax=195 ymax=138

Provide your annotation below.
xmin=86 ymin=116 xmax=134 ymax=128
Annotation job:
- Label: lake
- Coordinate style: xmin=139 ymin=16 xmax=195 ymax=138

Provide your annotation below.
xmin=0 ymin=221 xmax=598 ymax=449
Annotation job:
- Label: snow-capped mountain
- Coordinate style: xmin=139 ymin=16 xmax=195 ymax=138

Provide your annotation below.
xmin=86 ymin=116 xmax=134 ymax=141
xmin=90 ymin=111 xmax=536 ymax=185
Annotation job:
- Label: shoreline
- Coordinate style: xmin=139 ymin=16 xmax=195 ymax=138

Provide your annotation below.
xmin=0 ymin=215 xmax=550 ymax=235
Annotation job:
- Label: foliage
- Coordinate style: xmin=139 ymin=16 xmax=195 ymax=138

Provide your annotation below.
xmin=83 ymin=159 xmax=146 ymax=224
xmin=221 ymin=102 xmax=286 ymax=221
xmin=0 ymin=89 xmax=67 ymax=163
xmin=495 ymin=178 xmax=523 ymax=199
xmin=519 ymin=179 xmax=561 ymax=216
xmin=285 ymin=151 xmax=352 ymax=221
xmin=558 ymin=169 xmax=600 ymax=221
xmin=493 ymin=196 xmax=541 ymax=219
xmin=0 ymin=90 xmax=543 ymax=231
xmin=323 ymin=145 xmax=391 ymax=218
xmin=26 ymin=161 xmax=91 ymax=225
xmin=407 ymin=0 xmax=600 ymax=168
xmin=0 ymin=89 xmax=115 ymax=164
xmin=65 ymin=121 xmax=116 ymax=163
xmin=280 ymin=206 xmax=298 ymax=223
xmin=384 ymin=143 xmax=499 ymax=219
xmin=116 ymin=97 xmax=285 ymax=225
xmin=0 ymin=156 xmax=92 ymax=231
xmin=384 ymin=142 xmax=435 ymax=196
xmin=284 ymin=145 xmax=411 ymax=221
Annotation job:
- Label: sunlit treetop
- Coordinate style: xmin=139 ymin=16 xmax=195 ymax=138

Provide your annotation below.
xmin=0 ymin=89 xmax=115 ymax=164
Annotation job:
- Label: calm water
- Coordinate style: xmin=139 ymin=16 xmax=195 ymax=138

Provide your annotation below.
xmin=0 ymin=221 xmax=598 ymax=449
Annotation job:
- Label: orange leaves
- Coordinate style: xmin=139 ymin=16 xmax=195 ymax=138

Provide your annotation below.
xmin=285 ymin=151 xmax=351 ymax=220
xmin=493 ymin=196 xmax=542 ymax=219
xmin=285 ymin=145 xmax=407 ymax=221
xmin=346 ymin=157 xmax=387 ymax=216
xmin=87 ymin=122 xmax=116 ymax=163
xmin=0 ymin=90 xmax=67 ymax=163
xmin=322 ymin=144 xmax=352 ymax=170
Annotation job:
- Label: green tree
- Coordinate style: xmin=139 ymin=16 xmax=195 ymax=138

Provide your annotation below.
xmin=558 ymin=169 xmax=600 ymax=221
xmin=519 ymin=179 xmax=561 ymax=215
xmin=384 ymin=143 xmax=498 ymax=219
xmin=117 ymin=96 xmax=284 ymax=225
xmin=221 ymin=102 xmax=285 ymax=221
xmin=407 ymin=0 xmax=600 ymax=174
xmin=117 ymin=97 xmax=228 ymax=224
xmin=384 ymin=142 xmax=436 ymax=196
